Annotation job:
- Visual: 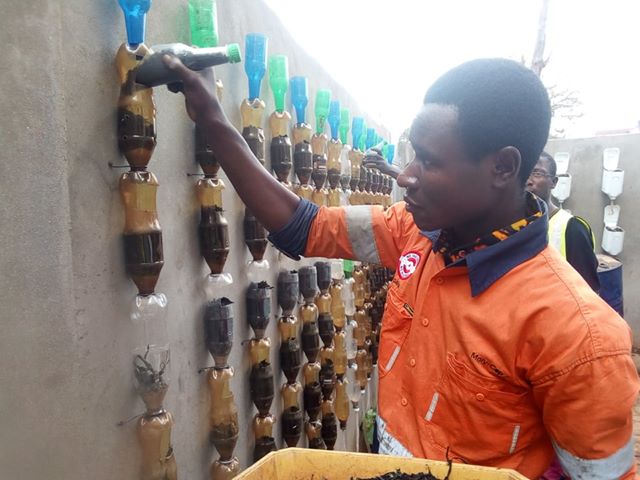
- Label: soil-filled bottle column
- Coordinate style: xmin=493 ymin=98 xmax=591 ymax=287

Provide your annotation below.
xmin=116 ymin=4 xmax=177 ymax=476
xmin=326 ymin=100 xmax=343 ymax=207
xmin=298 ymin=266 xmax=325 ymax=449
xmin=329 ymin=260 xmax=349 ymax=449
xmin=361 ymin=264 xmax=374 ymax=389
xmin=188 ymin=5 xmax=243 ymax=477
xmin=311 ymin=90 xmax=331 ymax=207
xmin=290 ymin=76 xmax=314 ymax=201
xmin=188 ymin=0 xmax=233 ymax=296
xmin=116 ymin=45 xmax=162 ymax=306
xmin=353 ymin=264 xmax=370 ymax=408
xmin=349 ymin=117 xmax=365 ymax=205
xmin=342 ymin=261 xmax=362 ymax=449
xmin=315 ymin=261 xmax=337 ymax=450
xmin=276 ymin=271 xmax=303 ymax=447
xmin=246 ymin=283 xmax=276 ymax=462
xmin=241 ymin=33 xmax=270 ymax=282
xmin=203 ymin=298 xmax=240 ymax=480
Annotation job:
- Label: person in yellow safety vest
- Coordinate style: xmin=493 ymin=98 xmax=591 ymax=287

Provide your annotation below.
xmin=164 ymin=55 xmax=638 ymax=480
xmin=526 ymin=152 xmax=600 ymax=293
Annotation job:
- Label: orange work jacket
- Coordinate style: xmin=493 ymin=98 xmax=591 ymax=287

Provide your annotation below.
xmin=300 ymin=202 xmax=638 ymax=480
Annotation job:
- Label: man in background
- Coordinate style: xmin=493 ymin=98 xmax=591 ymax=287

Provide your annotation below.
xmin=526 ymin=151 xmax=600 ymax=292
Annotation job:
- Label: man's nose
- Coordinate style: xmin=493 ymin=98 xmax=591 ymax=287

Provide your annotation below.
xmin=397 ymin=162 xmax=419 ymax=189
xmin=396 ymin=171 xmax=418 ymax=189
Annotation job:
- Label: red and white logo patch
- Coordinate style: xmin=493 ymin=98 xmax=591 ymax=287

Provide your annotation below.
xmin=398 ymin=251 xmax=421 ymax=280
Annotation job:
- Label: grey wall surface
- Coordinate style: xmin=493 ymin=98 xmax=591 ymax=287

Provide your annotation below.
xmin=546 ymin=134 xmax=639 ymax=344
xmin=0 ymin=1 xmax=387 ymax=478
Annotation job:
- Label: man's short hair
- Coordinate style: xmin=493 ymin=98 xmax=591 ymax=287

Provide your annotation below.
xmin=539 ymin=151 xmax=557 ymax=177
xmin=424 ymin=58 xmax=551 ymax=185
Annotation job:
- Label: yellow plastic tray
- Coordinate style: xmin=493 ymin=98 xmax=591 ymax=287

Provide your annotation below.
xmin=234 ymin=448 xmax=529 ymax=480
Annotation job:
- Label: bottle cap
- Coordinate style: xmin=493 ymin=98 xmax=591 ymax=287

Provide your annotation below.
xmin=226 ymin=43 xmax=242 ymax=63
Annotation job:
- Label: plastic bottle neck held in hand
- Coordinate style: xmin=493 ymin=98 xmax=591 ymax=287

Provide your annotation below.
xmin=134 ymin=43 xmax=241 ymax=87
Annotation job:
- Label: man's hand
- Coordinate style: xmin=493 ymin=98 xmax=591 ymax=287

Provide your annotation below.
xmin=162 ymin=55 xmax=227 ymax=127
xmin=363 ymin=149 xmax=401 ymax=179
xmin=161 ymin=54 xmax=300 ymax=233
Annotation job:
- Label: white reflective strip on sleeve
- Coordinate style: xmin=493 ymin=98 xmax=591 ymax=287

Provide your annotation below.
xmin=553 ymin=436 xmax=634 ymax=480
xmin=377 ymin=415 xmax=413 ymax=457
xmin=424 ymin=392 xmax=440 ymax=421
xmin=508 ymin=425 xmax=520 ymax=454
xmin=345 ymin=206 xmax=382 ymax=264
xmin=384 ymin=346 xmax=401 ymax=372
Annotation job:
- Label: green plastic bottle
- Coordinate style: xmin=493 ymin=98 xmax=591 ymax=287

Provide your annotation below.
xmin=189 ymin=0 xmax=219 ymax=48
xmin=315 ymin=89 xmax=331 ymax=135
xmin=359 ymin=120 xmax=367 ymax=151
xmin=268 ymin=55 xmax=288 ymax=113
xmin=339 ymin=108 xmax=350 ymax=145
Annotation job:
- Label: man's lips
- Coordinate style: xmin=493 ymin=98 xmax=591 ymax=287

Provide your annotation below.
xmin=404 ymin=196 xmax=420 ymax=213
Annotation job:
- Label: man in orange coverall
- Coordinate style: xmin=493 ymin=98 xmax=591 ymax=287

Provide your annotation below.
xmin=164 ymin=55 xmax=639 ymax=479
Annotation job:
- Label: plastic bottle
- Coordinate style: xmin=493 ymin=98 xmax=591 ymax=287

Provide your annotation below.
xmin=135 ymin=43 xmax=241 ymax=87
xmin=118 ymin=0 xmax=152 ymax=48
xmin=188 ymin=0 xmax=219 ymax=48
xmin=245 ymin=33 xmax=267 ymax=101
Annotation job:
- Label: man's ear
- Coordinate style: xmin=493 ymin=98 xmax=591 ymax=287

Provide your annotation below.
xmin=492 ymin=146 xmax=521 ymax=188
xmin=551 ymin=176 xmax=559 ymax=188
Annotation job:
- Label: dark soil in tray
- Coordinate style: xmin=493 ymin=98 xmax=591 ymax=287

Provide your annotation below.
xmin=353 ymin=471 xmax=443 ymax=480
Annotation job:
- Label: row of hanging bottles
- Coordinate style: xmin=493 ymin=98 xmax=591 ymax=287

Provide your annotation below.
xmin=114 ymin=1 xmax=397 ymax=478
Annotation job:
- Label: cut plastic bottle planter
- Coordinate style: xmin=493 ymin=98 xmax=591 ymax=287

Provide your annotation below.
xmin=554 ymin=152 xmax=570 ymax=175
xmin=552 ymin=173 xmax=572 ymax=204
xmin=602 ymin=225 xmax=625 ymax=256
xmin=601 ymin=169 xmax=624 ymax=201
xmin=603 ymin=147 xmax=621 ymax=171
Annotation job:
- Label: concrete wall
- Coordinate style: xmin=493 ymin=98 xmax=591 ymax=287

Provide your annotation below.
xmin=0 ymin=1 xmax=387 ymax=479
xmin=546 ymin=134 xmax=640 ymax=344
